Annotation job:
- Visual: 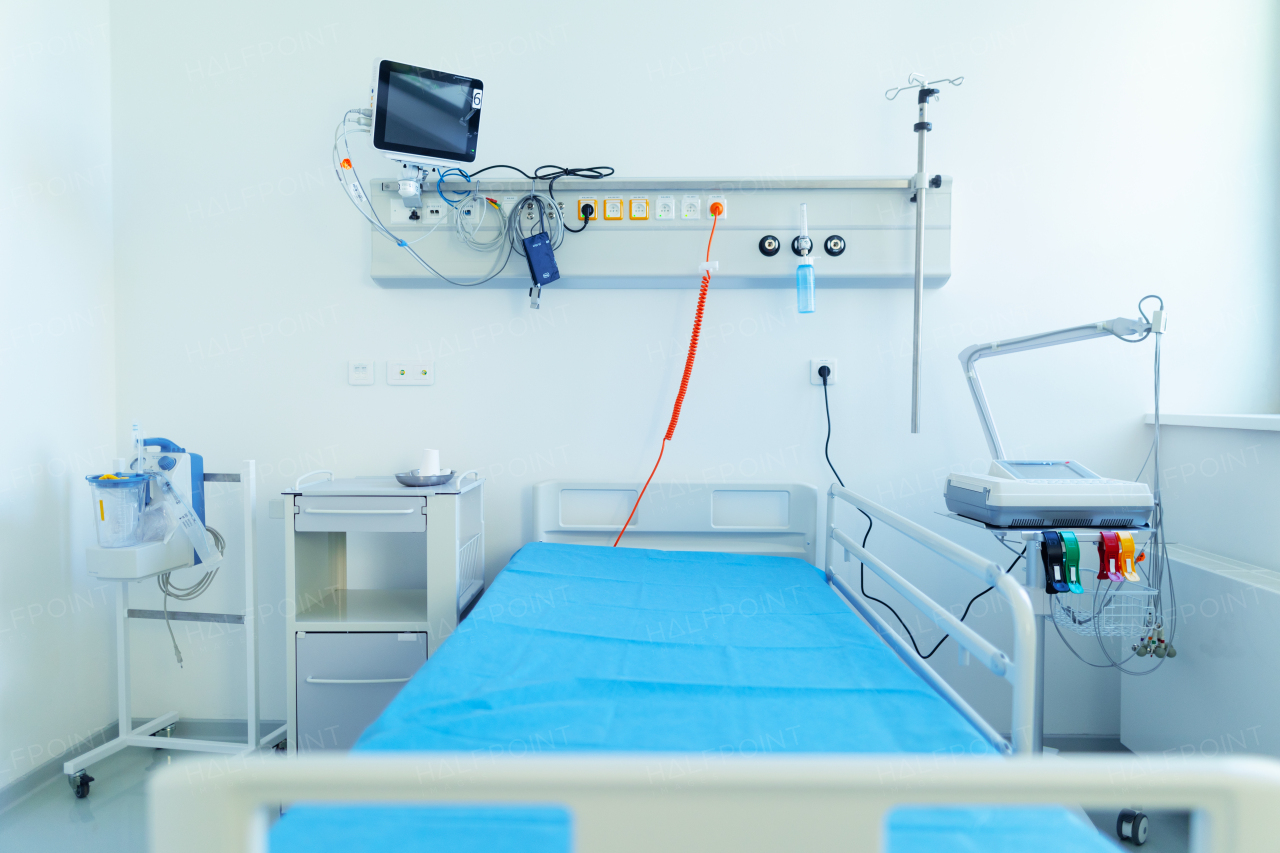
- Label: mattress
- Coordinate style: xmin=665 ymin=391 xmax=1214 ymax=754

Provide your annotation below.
xmin=271 ymin=542 xmax=1116 ymax=852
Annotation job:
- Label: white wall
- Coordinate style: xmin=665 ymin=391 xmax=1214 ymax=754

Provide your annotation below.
xmin=1153 ymin=424 xmax=1280 ymax=572
xmin=0 ymin=1 xmax=117 ymax=786
xmin=103 ymin=0 xmax=1276 ymax=736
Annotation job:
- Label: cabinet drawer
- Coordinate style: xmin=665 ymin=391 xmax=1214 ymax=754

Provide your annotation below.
xmin=295 ymin=632 xmax=426 ymax=751
xmin=295 ymin=496 xmax=426 ymax=532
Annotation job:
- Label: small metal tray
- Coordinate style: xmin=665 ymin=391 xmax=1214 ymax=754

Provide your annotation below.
xmin=395 ymin=469 xmax=455 ymax=487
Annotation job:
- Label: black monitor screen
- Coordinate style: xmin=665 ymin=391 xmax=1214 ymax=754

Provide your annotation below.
xmin=373 ymin=61 xmax=482 ymax=162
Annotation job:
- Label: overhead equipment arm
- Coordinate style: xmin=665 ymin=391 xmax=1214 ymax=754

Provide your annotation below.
xmin=959 ymin=317 xmax=1153 ymax=460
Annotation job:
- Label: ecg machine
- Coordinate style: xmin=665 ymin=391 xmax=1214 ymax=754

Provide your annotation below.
xmin=945 ymin=459 xmax=1155 ymax=528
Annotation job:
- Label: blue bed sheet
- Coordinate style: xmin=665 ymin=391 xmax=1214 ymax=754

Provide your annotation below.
xmin=272 ymin=542 xmax=1115 ymax=852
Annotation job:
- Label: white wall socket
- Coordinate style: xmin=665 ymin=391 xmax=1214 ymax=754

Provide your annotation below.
xmin=387 ymin=360 xmax=434 ymax=385
xmin=348 ymin=360 xmax=375 ymax=385
xmin=810 ymin=359 xmax=837 ymax=385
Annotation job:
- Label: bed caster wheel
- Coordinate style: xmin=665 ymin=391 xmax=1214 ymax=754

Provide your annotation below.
xmin=68 ymin=772 xmax=93 ymax=799
xmin=1117 ymin=808 xmax=1148 ymax=845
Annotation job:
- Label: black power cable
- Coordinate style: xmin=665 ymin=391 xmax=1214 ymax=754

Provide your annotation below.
xmin=820 ymin=367 xmax=1026 ymax=659
xmin=564 ymin=202 xmax=593 ymax=233
xmin=461 ymin=164 xmax=612 ymax=233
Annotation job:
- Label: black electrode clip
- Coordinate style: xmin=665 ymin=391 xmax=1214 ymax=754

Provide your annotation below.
xmin=1042 ymin=531 xmax=1069 ymax=594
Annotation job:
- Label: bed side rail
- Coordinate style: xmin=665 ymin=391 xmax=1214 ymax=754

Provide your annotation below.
xmin=150 ymin=753 xmax=1280 ymax=853
xmin=825 ymin=485 xmax=1036 ymax=755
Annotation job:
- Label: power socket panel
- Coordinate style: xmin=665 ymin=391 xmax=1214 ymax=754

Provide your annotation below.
xmin=348 ymin=360 xmax=375 ymax=386
xmin=389 ymin=201 xmax=445 ymax=226
xmin=387 ymin=361 xmax=434 ymax=386
xmin=810 ymin=359 xmax=837 ymax=385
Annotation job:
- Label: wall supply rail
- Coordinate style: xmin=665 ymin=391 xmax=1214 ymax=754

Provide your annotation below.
xmin=825 ymin=484 xmax=1036 ymax=755
xmin=370 ymin=176 xmax=951 ymax=290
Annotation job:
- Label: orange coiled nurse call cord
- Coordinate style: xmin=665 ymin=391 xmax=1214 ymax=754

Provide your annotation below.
xmin=613 ymin=202 xmax=723 ymax=546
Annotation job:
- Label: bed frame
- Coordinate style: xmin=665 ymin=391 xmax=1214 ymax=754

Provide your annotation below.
xmin=824 ymin=484 xmax=1036 ymax=755
xmin=152 ymin=753 xmax=1279 ymax=852
xmin=149 ymin=481 xmax=1277 ymax=852
xmin=533 ymin=479 xmax=1031 ymax=754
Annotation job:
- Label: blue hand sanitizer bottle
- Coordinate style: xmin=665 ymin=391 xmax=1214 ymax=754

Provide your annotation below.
xmin=796 ymin=203 xmax=815 ymax=313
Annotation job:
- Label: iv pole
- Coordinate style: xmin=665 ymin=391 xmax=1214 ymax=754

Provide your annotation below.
xmin=886 ymin=74 xmax=963 ymax=433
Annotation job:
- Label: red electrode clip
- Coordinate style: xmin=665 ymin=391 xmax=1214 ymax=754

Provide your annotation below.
xmin=1097 ymin=531 xmax=1124 ymax=582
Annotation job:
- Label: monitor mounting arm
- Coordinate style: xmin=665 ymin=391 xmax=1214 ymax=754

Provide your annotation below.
xmin=959 ymin=317 xmax=1154 ymax=460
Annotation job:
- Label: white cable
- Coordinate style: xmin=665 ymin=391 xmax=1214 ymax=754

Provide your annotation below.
xmin=330 ymin=111 xmax=512 ymax=287
xmin=454 ymin=194 xmax=509 ymax=252
xmin=506 ymin=191 xmax=566 ymax=254
xmin=157 ymin=525 xmax=225 ymax=668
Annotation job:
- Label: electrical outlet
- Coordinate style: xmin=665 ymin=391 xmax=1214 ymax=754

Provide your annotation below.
xmin=348 ymin=360 xmax=375 ymax=385
xmin=810 ymin=359 xmax=837 ymax=385
xmin=388 ymin=204 xmax=426 ymax=225
xmin=681 ymin=195 xmax=701 ymax=220
xmin=387 ymin=361 xmax=434 ymax=386
xmin=655 ymin=195 xmax=676 ymax=220
xmin=707 ymin=195 xmax=727 ymax=218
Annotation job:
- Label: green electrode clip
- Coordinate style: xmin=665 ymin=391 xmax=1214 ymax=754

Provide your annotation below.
xmin=1060 ymin=531 xmax=1083 ymax=593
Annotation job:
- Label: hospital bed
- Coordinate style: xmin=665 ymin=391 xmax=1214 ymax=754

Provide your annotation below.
xmin=150 ymin=482 xmax=1280 ymax=851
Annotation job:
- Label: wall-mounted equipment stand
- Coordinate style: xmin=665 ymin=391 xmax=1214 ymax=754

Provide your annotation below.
xmin=64 ymin=462 xmax=280 ymax=798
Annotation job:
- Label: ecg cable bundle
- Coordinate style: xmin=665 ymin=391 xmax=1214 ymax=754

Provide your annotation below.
xmin=332 ymin=109 xmax=612 ymax=288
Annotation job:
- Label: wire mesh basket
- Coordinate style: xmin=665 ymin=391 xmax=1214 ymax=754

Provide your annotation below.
xmin=1052 ymin=583 xmax=1158 ymax=638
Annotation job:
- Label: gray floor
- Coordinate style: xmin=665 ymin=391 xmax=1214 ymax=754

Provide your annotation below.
xmin=0 ymin=744 xmax=170 ymax=851
xmin=0 ymin=740 xmax=1192 ymax=853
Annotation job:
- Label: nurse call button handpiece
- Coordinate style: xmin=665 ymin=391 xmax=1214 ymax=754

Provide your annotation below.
xmin=1117 ymin=531 xmax=1140 ymax=582
xmin=1098 ymin=532 xmax=1123 ymax=582
xmin=1042 ymin=531 xmax=1068 ymax=594
xmin=1060 ymin=531 xmax=1084 ymax=593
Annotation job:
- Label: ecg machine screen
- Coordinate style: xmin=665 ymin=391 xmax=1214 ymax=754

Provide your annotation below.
xmin=374 ymin=61 xmax=482 ymax=163
xmin=1000 ymin=461 xmax=1095 ymax=479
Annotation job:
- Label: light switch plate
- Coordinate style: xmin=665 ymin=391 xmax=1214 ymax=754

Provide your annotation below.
xmin=348 ymin=360 xmax=375 ymax=385
xmin=387 ymin=360 xmax=434 ymax=385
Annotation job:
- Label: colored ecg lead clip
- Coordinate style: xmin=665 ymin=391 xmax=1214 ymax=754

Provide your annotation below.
xmin=1041 ymin=531 xmax=1070 ymax=594
xmin=1060 ymin=531 xmax=1084 ymax=594
xmin=1116 ymin=531 xmax=1140 ymax=582
xmin=1097 ymin=531 xmax=1124 ymax=582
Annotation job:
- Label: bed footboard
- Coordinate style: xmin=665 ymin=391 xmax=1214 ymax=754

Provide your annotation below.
xmin=150 ymin=753 xmax=1280 ymax=853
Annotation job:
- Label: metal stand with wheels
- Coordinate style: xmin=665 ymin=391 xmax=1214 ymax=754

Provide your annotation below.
xmin=63 ymin=461 xmax=284 ymax=797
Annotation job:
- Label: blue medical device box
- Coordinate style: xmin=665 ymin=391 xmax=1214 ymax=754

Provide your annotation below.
xmin=523 ymin=232 xmax=560 ymax=285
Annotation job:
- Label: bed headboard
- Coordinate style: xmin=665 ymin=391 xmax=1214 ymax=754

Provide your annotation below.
xmin=533 ymin=481 xmax=817 ymax=564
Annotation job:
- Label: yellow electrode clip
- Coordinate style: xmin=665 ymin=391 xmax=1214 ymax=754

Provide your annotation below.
xmin=1117 ymin=532 xmax=1140 ymax=582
